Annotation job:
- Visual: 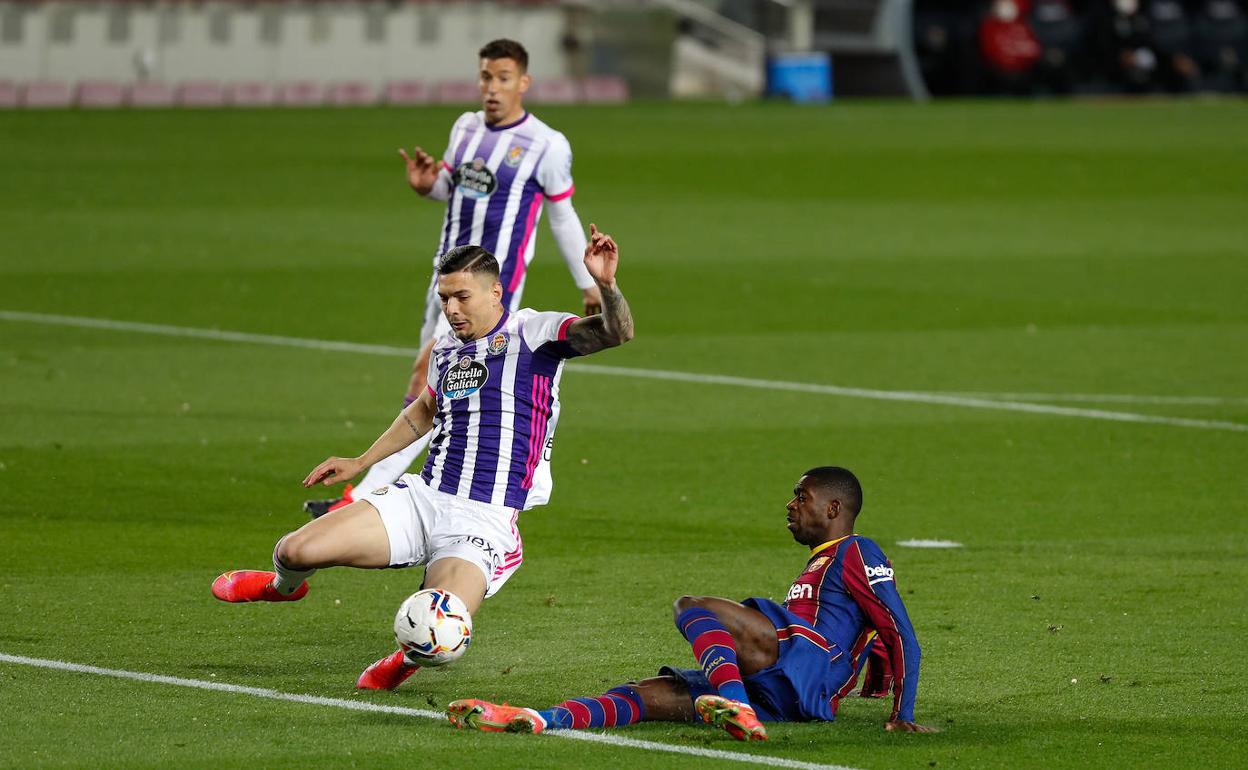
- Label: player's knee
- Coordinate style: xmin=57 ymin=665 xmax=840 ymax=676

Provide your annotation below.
xmin=672 ymin=595 xmax=707 ymax=623
xmin=277 ymin=532 xmax=315 ymax=570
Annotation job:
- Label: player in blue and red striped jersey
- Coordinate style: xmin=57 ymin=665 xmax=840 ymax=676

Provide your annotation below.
xmin=447 ymin=467 xmax=938 ymax=741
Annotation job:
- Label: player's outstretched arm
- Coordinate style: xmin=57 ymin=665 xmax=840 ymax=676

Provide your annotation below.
xmin=302 ymin=390 xmax=437 ymax=487
xmin=564 ymin=224 xmax=634 ymax=356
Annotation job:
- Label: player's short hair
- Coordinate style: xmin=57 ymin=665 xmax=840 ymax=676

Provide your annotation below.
xmin=438 ymin=245 xmax=500 ymax=279
xmin=802 ymin=466 xmax=863 ymax=517
xmin=479 ymin=39 xmax=529 ymax=72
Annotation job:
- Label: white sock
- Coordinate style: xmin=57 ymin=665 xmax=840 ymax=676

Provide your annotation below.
xmin=353 ymin=431 xmax=433 ymax=496
xmin=271 ymin=538 xmax=316 ymax=595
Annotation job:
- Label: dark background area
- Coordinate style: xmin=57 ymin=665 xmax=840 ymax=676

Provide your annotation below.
xmin=914 ymin=0 xmax=1248 ymax=96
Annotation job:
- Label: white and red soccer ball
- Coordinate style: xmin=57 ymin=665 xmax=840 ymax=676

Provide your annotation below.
xmin=394 ymin=588 xmax=473 ymax=666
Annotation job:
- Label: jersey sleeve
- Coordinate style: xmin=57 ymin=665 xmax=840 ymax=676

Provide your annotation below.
xmin=840 ymin=538 xmax=922 ymax=722
xmin=535 ymin=132 xmax=575 ymax=202
xmin=425 ymin=346 xmax=440 ymax=399
xmin=441 ymin=111 xmax=473 ymax=170
xmin=520 ymin=310 xmax=583 ymax=360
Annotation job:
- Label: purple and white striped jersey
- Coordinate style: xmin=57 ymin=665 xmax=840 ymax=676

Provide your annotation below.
xmin=436 ymin=111 xmax=576 ymax=307
xmin=420 ymin=308 xmax=582 ymax=511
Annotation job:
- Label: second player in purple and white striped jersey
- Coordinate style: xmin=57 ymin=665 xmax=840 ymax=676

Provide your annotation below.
xmin=421 ymin=308 xmax=581 ymax=510
xmin=431 ymin=110 xmax=581 ymax=311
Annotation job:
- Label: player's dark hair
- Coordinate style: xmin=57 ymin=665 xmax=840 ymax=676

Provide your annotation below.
xmin=479 ymin=39 xmax=529 ymax=72
xmin=802 ymin=466 xmax=863 ymax=518
xmin=438 ymin=245 xmax=500 ymax=279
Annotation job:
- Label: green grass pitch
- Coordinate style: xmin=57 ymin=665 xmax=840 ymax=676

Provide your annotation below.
xmin=1 ymin=99 xmax=1246 ymax=769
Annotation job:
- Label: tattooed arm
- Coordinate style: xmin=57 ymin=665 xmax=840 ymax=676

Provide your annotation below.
xmin=564 ymin=224 xmax=636 ymax=356
xmin=302 ymin=389 xmax=437 ymax=487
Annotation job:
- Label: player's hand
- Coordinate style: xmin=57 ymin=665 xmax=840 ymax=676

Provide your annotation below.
xmin=399 ymin=146 xmax=440 ymax=195
xmin=303 ymin=457 xmax=364 ymax=488
xmin=581 ymin=284 xmax=603 ymax=315
xmin=583 ymin=223 xmax=619 ymax=289
xmin=884 ymin=720 xmax=940 ymax=733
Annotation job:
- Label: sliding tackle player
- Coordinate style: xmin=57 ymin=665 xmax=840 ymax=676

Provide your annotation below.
xmin=448 ymin=467 xmax=938 ymax=740
xmin=211 ymin=225 xmax=633 ymax=689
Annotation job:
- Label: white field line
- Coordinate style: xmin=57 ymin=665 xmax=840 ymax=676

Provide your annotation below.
xmin=0 ymin=653 xmax=861 ymax=770
xmin=937 ymin=391 xmax=1248 ymax=406
xmin=2 ymin=309 xmax=1245 ymax=434
xmin=565 ymin=363 xmax=1248 ymax=433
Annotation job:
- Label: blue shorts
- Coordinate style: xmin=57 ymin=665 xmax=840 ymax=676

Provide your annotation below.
xmin=660 ymin=598 xmax=853 ymax=723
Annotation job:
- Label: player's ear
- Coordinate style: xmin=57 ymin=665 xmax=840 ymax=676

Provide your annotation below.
xmin=518 ymin=72 xmax=531 ymax=94
xmin=827 ymin=498 xmax=841 ymax=520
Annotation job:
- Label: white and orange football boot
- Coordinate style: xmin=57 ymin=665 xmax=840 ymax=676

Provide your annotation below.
xmin=211 ymin=570 xmax=308 ymax=603
xmin=447 ymin=699 xmax=546 ymax=734
xmin=356 ymin=649 xmax=420 ymax=690
xmin=694 ymin=694 xmax=768 ymax=741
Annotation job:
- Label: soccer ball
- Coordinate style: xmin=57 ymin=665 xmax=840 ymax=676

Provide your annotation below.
xmin=394 ymin=588 xmax=473 ymax=667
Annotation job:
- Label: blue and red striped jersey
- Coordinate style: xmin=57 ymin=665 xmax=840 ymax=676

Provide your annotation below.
xmin=783 ymin=534 xmax=922 ymax=721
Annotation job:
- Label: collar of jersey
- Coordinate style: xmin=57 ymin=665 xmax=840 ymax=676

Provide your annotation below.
xmin=453 ymin=310 xmax=509 ymax=352
xmin=486 ymin=111 xmax=530 ymax=132
xmin=809 ymin=534 xmax=853 ymax=554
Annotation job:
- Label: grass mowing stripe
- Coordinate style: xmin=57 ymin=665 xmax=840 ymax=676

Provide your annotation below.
xmin=0 ymin=653 xmax=862 ymax=770
xmin=3 ymin=309 xmax=1245 ymax=434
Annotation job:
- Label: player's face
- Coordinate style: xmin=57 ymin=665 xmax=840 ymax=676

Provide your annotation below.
xmin=479 ymin=57 xmax=529 ymax=125
xmin=785 ymin=476 xmax=832 ymax=546
xmin=438 ymin=271 xmax=503 ymax=342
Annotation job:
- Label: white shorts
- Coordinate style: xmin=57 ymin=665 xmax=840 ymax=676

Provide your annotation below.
xmin=362 ymin=473 xmax=523 ymax=598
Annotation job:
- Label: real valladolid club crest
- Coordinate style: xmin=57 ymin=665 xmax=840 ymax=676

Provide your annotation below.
xmin=441 ymin=355 xmax=490 ymax=400
xmin=504 ymin=145 xmax=525 ymax=168
xmin=487 ymin=332 xmax=509 ymax=356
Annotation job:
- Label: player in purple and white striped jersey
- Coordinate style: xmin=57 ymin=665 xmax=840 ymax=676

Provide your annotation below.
xmin=306 ymin=39 xmax=601 ymax=514
xmin=211 ymin=224 xmax=633 ymax=691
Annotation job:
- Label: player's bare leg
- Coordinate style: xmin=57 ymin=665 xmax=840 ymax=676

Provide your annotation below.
xmin=421 ymin=556 xmax=487 ymax=614
xmin=280 ymin=500 xmax=394 ymax=568
xmin=359 ymin=556 xmax=487 ymax=691
xmin=213 ymin=500 xmax=391 ymax=602
xmin=630 ymin=675 xmax=697 ymax=720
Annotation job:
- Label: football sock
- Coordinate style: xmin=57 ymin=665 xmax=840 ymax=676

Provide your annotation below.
xmin=538 ymin=686 xmax=645 ymax=730
xmin=353 ymin=399 xmax=433 ymax=496
xmin=676 ymin=607 xmax=751 ymax=705
xmin=271 ymin=538 xmax=315 ymax=595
